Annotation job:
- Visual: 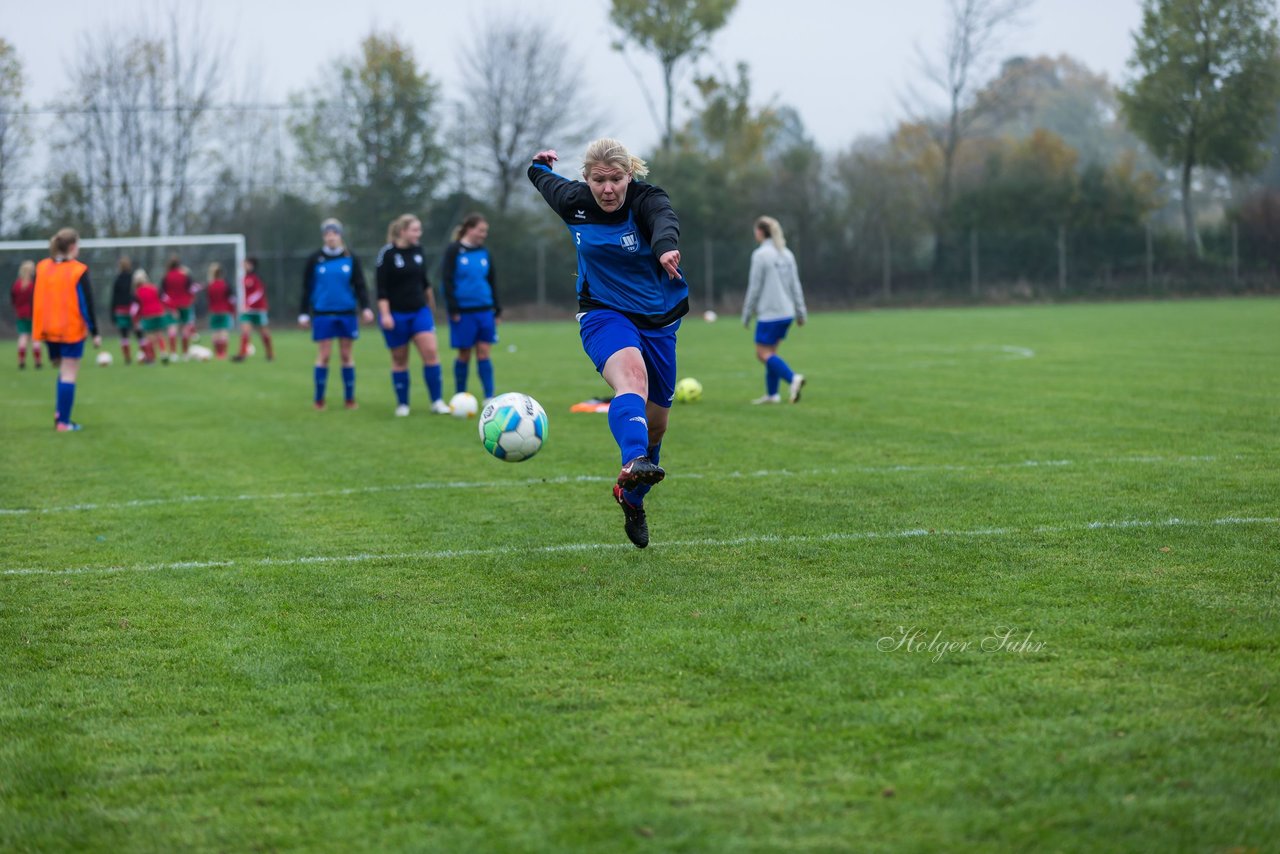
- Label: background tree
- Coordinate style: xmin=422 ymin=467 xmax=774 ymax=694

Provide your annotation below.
xmin=50 ymin=8 xmax=223 ymax=237
xmin=290 ymin=33 xmax=444 ymax=248
xmin=906 ymin=0 xmax=1032 ymax=279
xmin=609 ymin=0 xmax=738 ymax=152
xmin=651 ymin=62 xmax=778 ymax=303
xmin=456 ymin=18 xmax=599 ymax=213
xmin=0 ymin=39 xmax=32 ymax=237
xmin=1119 ymin=0 xmax=1280 ymax=259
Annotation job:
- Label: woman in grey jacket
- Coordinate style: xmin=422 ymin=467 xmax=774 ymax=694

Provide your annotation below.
xmin=742 ymin=216 xmax=807 ymax=404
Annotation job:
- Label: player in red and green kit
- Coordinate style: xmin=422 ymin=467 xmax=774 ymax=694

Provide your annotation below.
xmin=10 ymin=259 xmax=42 ymax=369
xmin=162 ymin=255 xmax=199 ymax=357
xmin=133 ymin=269 xmax=170 ymax=364
xmin=232 ymin=257 xmax=274 ymax=361
xmin=204 ymin=262 xmax=235 ymax=359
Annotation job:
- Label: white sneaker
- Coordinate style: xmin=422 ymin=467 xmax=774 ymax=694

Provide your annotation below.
xmin=394 ymin=404 xmax=410 ymax=417
xmin=751 ymin=394 xmax=782 ymax=405
xmin=430 ymin=399 xmax=452 ymax=415
xmin=789 ymin=374 xmax=806 ymax=403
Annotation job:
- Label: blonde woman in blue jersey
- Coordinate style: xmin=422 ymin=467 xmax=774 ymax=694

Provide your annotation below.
xmin=742 ymin=215 xmax=808 ymax=404
xmin=529 ymin=139 xmax=687 ymax=549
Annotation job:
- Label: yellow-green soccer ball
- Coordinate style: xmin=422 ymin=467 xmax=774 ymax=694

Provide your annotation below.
xmin=674 ymin=377 xmax=703 ymax=403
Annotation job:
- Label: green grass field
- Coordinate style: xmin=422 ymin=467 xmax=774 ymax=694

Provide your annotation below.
xmin=2 ymin=299 xmax=1277 ymax=852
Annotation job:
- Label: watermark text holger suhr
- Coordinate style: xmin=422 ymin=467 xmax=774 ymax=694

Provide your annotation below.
xmin=877 ymin=626 xmax=1047 ymax=663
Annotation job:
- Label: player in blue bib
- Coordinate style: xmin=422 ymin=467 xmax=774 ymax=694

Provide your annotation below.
xmin=529 ymin=138 xmax=689 ymax=548
xmin=298 ymin=218 xmax=374 ymax=410
xmin=441 ymin=213 xmax=501 ymax=401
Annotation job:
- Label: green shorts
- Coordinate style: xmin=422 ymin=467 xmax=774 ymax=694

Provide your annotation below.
xmin=239 ymin=311 xmax=269 ymax=327
xmin=113 ymin=312 xmax=133 ymax=332
xmin=209 ymin=312 xmax=233 ymax=331
xmin=16 ymin=318 xmax=32 ymax=335
xmin=140 ymin=315 xmax=167 ymax=333
xmin=174 ymin=307 xmax=195 ymax=325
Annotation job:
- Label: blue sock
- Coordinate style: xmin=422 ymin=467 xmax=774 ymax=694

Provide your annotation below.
xmin=55 ymin=380 xmax=76 ymax=424
xmin=392 ymin=370 xmax=409 ymax=406
xmin=624 ymin=442 xmax=662 ymax=505
xmin=607 ymin=393 xmax=649 ymax=465
xmin=341 ymin=366 xmax=355 ymax=401
xmin=765 ymin=362 xmax=781 ymax=397
xmin=453 ymin=359 xmax=468 ymax=395
xmin=314 ymin=366 xmax=329 ymax=403
xmin=767 ymin=354 xmax=794 ymax=384
xmin=477 ymin=358 xmax=494 ymax=399
xmin=423 ymin=364 xmax=443 ymax=402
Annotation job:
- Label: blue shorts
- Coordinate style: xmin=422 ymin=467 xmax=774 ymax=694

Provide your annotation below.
xmin=312 ymin=314 xmax=359 ymax=341
xmin=46 ymin=339 xmax=86 ymax=360
xmin=579 ymin=309 xmax=679 ymax=409
xmin=449 ymin=310 xmax=498 ymax=350
xmin=381 ymin=307 xmax=436 ymax=349
xmin=755 ymin=318 xmax=793 ymax=346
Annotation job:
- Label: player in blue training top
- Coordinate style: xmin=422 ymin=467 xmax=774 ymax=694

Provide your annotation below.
xmin=529 ymin=138 xmax=688 ymax=549
xmin=299 ymin=218 xmax=374 ymax=410
xmin=376 ymin=213 xmax=449 ymax=417
xmin=441 ymin=212 xmax=501 ymax=401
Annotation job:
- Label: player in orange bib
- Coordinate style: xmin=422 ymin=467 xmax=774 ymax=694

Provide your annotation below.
xmin=31 ymin=228 xmax=100 ymax=431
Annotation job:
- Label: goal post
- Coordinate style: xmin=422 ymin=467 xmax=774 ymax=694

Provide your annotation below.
xmin=0 ymin=234 xmax=247 ymax=328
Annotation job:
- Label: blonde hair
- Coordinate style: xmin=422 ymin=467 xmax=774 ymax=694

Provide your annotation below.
xmin=582 ymin=138 xmax=648 ymax=181
xmin=754 ymin=216 xmax=786 ymax=251
xmin=386 ymin=213 xmax=420 ymax=245
xmin=207 ymin=262 xmax=222 ymax=281
xmin=17 ymin=260 xmax=35 ymax=283
xmin=132 ymin=269 xmax=150 ymax=287
xmin=451 ymin=212 xmax=487 ymax=242
xmin=49 ymin=228 xmax=78 ymax=258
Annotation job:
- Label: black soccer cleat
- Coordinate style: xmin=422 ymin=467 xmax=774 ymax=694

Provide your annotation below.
xmin=613 ymin=484 xmax=650 ymax=549
xmin=617 ymin=455 xmax=665 ymax=491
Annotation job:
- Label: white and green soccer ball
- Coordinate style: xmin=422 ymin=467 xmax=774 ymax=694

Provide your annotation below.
xmin=674 ymin=376 xmax=702 ymax=403
xmin=478 ymin=392 xmax=547 ymax=462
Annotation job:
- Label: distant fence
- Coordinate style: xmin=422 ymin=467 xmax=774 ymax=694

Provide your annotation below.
xmin=2 ymin=223 xmax=1276 ymax=335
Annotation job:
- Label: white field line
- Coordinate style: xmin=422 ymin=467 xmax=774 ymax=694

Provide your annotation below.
xmin=0 ymin=455 xmax=1226 ymax=517
xmin=2 ymin=516 xmax=1275 ymax=578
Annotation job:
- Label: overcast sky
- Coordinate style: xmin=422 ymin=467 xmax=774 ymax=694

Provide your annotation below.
xmin=6 ymin=0 xmax=1144 ymax=154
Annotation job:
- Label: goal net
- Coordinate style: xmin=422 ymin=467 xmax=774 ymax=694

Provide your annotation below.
xmin=0 ymin=234 xmax=246 ymax=334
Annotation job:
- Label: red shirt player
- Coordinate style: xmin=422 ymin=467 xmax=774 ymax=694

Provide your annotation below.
xmin=11 ymin=260 xmax=43 ymax=368
xmin=204 ymin=262 xmax=236 ymax=359
xmin=133 ymin=271 xmax=171 ymax=363
xmin=162 ymin=257 xmax=199 ymax=356
xmin=233 ymin=256 xmax=274 ymax=361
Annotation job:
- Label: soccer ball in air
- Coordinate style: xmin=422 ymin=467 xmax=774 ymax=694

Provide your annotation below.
xmin=703 ymin=310 xmax=718 ymax=323
xmin=478 ymin=392 xmax=547 ymax=462
xmin=96 ymin=351 xmax=113 ymax=367
xmin=674 ymin=377 xmax=702 ymax=403
xmin=449 ymin=392 xmax=479 ymax=419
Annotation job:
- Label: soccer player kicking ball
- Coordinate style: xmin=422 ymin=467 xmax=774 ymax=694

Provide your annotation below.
xmin=529 ymin=139 xmax=688 ymax=548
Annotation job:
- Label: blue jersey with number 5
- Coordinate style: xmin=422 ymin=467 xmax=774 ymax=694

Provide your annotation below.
xmin=529 ymin=162 xmax=688 ymax=329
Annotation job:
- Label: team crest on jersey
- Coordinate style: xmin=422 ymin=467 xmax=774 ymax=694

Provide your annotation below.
xmin=414 ymin=254 xmax=423 ymax=265
xmin=620 ymin=232 xmax=639 ymax=252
